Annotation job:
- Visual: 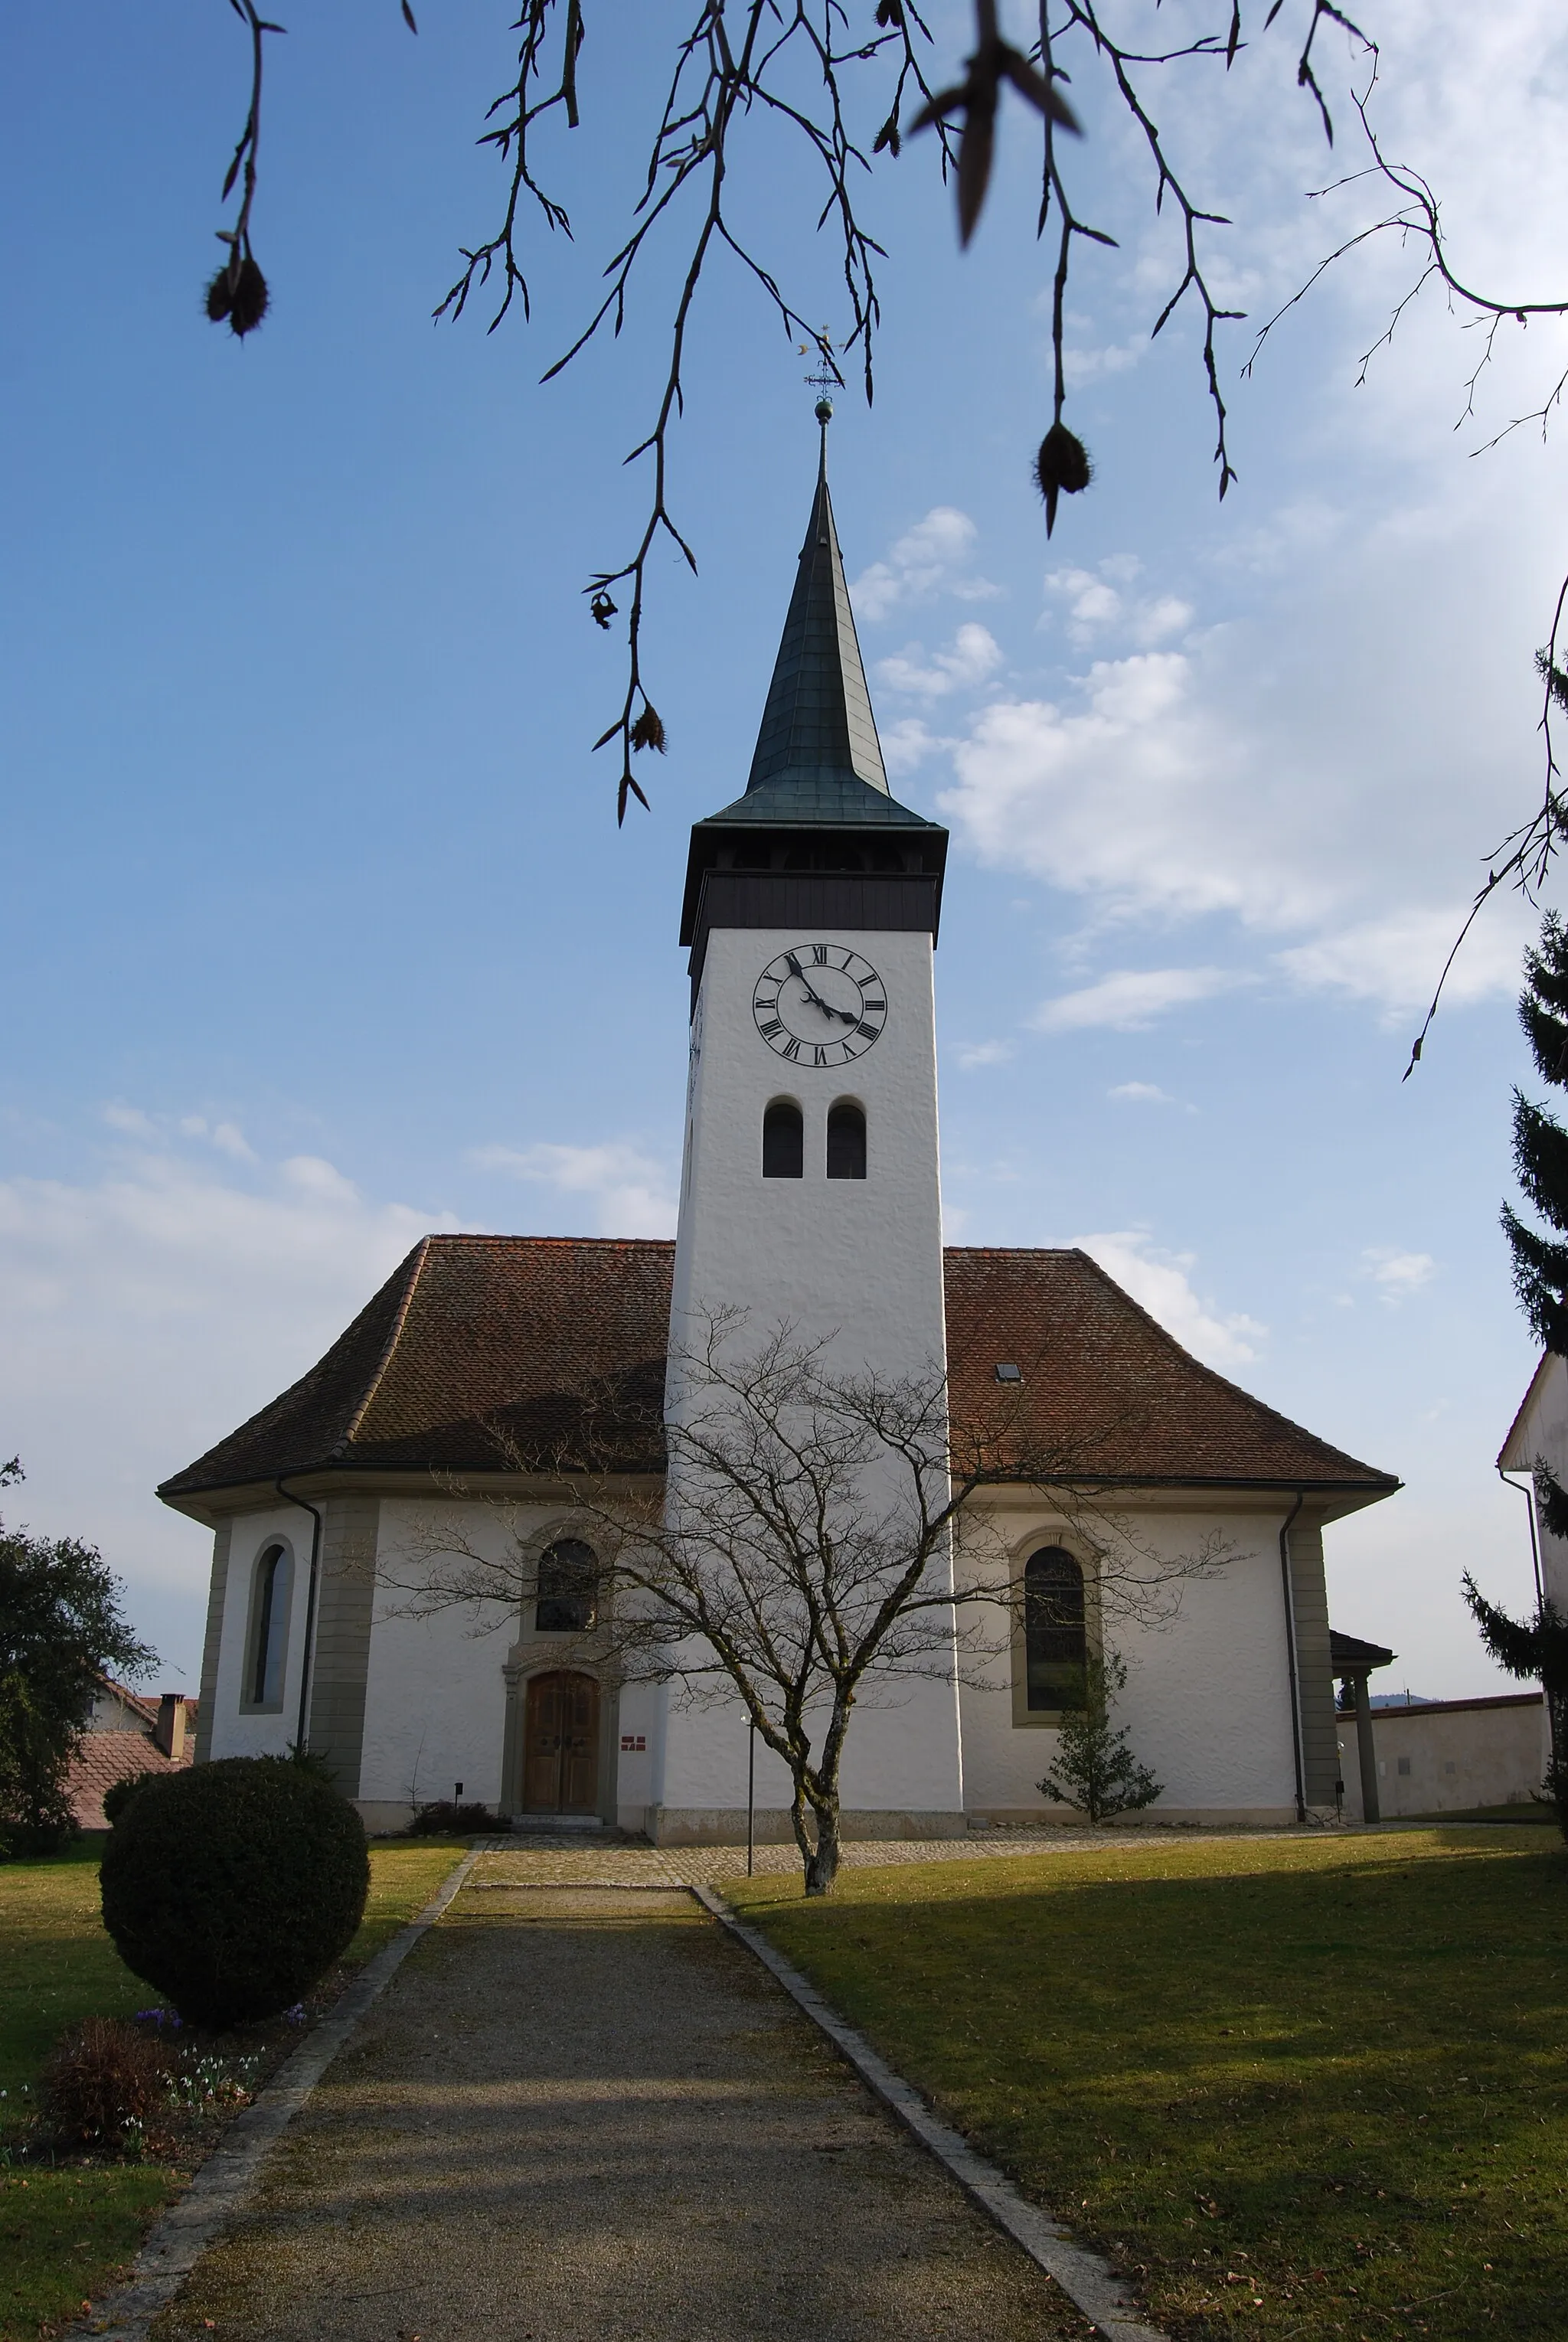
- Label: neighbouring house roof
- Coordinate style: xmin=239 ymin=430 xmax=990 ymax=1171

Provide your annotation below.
xmin=1329 ymin=1628 xmax=1397 ymax=1676
xmin=66 ymin=1698 xmax=198 ymax=1831
xmin=87 ymin=1677 xmax=161 ymax=1732
xmin=159 ymin=1236 xmax=1398 ymax=1511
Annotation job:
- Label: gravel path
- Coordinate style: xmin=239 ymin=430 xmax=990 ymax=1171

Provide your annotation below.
xmin=474 ymin=1821 xmax=1301 ymax=1887
xmin=154 ymin=1882 xmax=1092 ymax=2342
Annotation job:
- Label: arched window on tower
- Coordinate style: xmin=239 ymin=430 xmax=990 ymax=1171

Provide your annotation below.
xmin=1024 ymin=1547 xmax=1087 ymax=1712
xmin=826 ymin=1099 xmax=867 ymax=1180
xmin=535 ymin=1538 xmax=598 ymax=1634
xmin=246 ymin=1542 xmax=292 ymax=1709
xmin=763 ymin=1099 xmax=804 ymax=1178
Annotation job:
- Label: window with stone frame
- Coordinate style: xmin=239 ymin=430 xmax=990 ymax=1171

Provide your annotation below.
xmin=534 ymin=1538 xmax=599 ymax=1634
xmin=1023 ymin=1545 xmax=1088 ymax=1713
xmin=245 ymin=1541 xmax=292 ymax=1710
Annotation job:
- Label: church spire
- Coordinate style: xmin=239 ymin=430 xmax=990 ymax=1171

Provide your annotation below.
xmin=743 ymin=401 xmax=890 ymax=800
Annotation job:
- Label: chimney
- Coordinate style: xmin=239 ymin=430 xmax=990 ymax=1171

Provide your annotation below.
xmin=155 ymin=1694 xmax=187 ymax=1762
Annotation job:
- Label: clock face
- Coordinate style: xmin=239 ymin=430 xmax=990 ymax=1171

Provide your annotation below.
xmin=753 ymin=945 xmax=887 ymax=1067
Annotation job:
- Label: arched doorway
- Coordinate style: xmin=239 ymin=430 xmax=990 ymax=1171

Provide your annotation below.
xmin=522 ymin=1671 xmax=600 ymax=1814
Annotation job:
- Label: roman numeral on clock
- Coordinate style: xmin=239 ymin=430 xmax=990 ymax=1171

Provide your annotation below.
xmin=780 ymin=1038 xmax=802 ymax=1061
xmin=758 ymin=1019 xmax=783 ymax=1040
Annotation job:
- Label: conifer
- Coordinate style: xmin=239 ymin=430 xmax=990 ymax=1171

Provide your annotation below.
xmin=1468 ymin=912 xmax=1568 ymax=1839
xmin=1502 ymin=910 xmax=1568 ymax=1357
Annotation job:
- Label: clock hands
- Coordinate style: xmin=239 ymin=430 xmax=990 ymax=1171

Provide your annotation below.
xmin=783 ymin=951 xmax=860 ymax=1026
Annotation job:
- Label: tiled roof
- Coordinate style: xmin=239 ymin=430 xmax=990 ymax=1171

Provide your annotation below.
xmin=943 ymin=1248 xmax=1395 ymax=1492
xmin=66 ymin=1723 xmax=194 ymax=1831
xmin=160 ymin=1237 xmax=1395 ymax=1503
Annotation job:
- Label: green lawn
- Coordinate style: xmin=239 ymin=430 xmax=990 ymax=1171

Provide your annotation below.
xmin=730 ymin=1827 xmax=1568 ymax=2341
xmin=0 ymin=1833 xmax=466 ymax=2341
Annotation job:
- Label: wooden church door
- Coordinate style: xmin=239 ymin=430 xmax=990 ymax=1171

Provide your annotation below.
xmin=522 ymin=1671 xmax=599 ymax=1814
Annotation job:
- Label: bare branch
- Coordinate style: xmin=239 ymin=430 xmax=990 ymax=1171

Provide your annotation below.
xmin=379 ymin=1308 xmax=1233 ymax=1891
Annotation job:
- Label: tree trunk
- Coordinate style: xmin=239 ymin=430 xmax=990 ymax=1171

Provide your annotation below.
xmin=803 ymin=1814 xmax=841 ymax=1895
xmin=789 ymin=1777 xmax=843 ymax=1896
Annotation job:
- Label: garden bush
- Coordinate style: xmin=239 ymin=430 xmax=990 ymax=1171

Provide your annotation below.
xmin=40 ymin=2016 xmax=172 ymax=2152
xmin=409 ymin=1798 xmax=496 ymax=1834
xmin=100 ymin=1756 xmax=369 ymax=2028
xmin=100 ymin=1768 xmax=160 ymax=1826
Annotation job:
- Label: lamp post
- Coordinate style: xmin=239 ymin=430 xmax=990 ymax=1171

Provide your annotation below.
xmin=746 ymin=1718 xmax=756 ymax=1877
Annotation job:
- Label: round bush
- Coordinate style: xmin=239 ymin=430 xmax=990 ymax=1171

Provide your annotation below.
xmin=100 ymin=1757 xmax=369 ymax=2029
xmin=101 ymin=1769 xmax=160 ymax=1828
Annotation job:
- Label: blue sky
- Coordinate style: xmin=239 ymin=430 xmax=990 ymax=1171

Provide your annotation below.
xmin=4 ymin=2 xmax=1567 ymax=1695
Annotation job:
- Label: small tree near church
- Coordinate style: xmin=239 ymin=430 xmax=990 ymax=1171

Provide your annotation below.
xmin=383 ymin=1311 xmax=1227 ymax=1896
xmin=1463 ymin=912 xmax=1568 ymax=1839
xmin=1036 ymin=1647 xmax=1163 ymax=1826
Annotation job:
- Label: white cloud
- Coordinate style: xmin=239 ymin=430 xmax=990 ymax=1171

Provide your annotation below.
xmin=939 ymin=652 xmax=1306 ymax=924
xmin=1363 ymin=1246 xmax=1438 ymax=1302
xmin=955 ymin=1040 xmax=1014 ymax=1070
xmin=472 ymin=1140 xmax=675 ymax=1239
xmin=876 ymin=622 xmax=1003 ymax=701
xmin=1109 ymin=1081 xmax=1177 ymax=1104
xmin=0 ymin=1130 xmax=459 ymax=1668
xmin=1276 ymin=908 xmax=1527 ymax=1021
xmin=1032 ymin=965 xmax=1240 ymax=1032
xmin=1041 ymin=561 xmax=1194 ymax=648
xmin=851 ymin=507 xmax=999 ymax=623
xmin=1076 ymin=1230 xmax=1266 ymax=1370
xmin=880 ymin=717 xmax=939 ymax=777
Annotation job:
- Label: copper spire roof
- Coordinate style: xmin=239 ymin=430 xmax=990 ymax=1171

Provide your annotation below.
xmin=746 ymin=430 xmax=889 ymax=799
xmin=693 ymin=426 xmax=939 ymax=835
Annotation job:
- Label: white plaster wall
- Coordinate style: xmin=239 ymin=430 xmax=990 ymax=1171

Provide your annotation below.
xmin=663 ymin=923 xmax=963 ymax=1818
xmin=359 ymin=1497 xmax=551 ymax=1813
xmin=1508 ymin=1353 xmax=1568 ymax=1610
xmin=654 ymin=1677 xmax=965 ymax=1819
xmin=1336 ymin=1697 xmax=1550 ymax=1819
xmin=205 ymin=1507 xmax=310 ymax=1761
xmin=956 ymin=1507 xmax=1298 ymax=1818
xmin=672 ymin=929 xmax=948 ymax=1373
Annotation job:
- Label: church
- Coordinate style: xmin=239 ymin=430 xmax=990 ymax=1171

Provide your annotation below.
xmin=159 ymin=417 xmax=1399 ymax=1841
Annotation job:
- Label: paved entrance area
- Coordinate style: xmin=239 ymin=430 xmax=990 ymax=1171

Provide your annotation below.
xmin=153 ymin=1878 xmax=1091 ymax=2342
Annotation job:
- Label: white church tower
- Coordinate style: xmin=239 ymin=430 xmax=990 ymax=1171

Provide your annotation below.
xmin=651 ymin=406 xmax=967 ymax=1841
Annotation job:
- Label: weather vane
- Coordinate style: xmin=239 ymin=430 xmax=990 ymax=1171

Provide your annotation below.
xmin=799 ymin=332 xmax=838 ymax=421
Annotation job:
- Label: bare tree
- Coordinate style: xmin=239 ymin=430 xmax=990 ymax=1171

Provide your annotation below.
xmin=187 ymin=2 xmax=1568 ymax=882
xmin=378 ymin=1310 xmax=1230 ymax=1893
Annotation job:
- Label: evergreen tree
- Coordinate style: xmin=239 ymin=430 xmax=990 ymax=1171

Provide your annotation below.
xmin=1037 ymin=1648 xmax=1163 ymax=1826
xmin=0 ymin=1465 xmax=156 ymax=1856
xmin=1502 ymin=910 xmax=1568 ymax=1358
xmin=1467 ymin=912 xmax=1568 ymax=1841
xmin=1462 ymin=1571 xmax=1568 ymax=1841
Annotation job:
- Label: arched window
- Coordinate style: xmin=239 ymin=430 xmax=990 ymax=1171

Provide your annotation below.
xmin=826 ymin=1099 xmax=867 ymax=1181
xmin=1024 ymin=1547 xmax=1086 ymax=1712
xmin=762 ymin=1099 xmax=803 ymax=1179
xmin=247 ymin=1542 xmax=292 ymax=1709
xmin=535 ymin=1538 xmax=598 ymax=1634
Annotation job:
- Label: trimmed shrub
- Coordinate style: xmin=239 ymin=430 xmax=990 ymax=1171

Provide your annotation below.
xmin=41 ymin=2016 xmax=172 ymax=2152
xmin=100 ymin=1756 xmax=369 ymax=2029
xmin=409 ymin=1799 xmax=496 ymax=1835
xmin=101 ymin=1769 xmax=161 ymax=1827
